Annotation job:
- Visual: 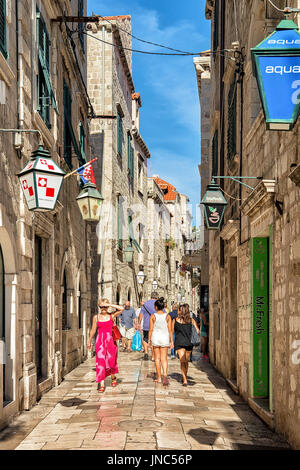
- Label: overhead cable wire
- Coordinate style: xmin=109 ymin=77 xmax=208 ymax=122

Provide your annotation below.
xmin=82 ymin=30 xmax=237 ymax=59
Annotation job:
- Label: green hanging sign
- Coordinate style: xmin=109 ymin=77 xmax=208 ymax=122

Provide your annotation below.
xmin=251 ymin=238 xmax=269 ymax=398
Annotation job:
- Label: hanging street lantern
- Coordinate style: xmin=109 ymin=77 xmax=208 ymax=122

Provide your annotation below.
xmin=251 ymin=18 xmax=300 ymax=131
xmin=137 ymin=270 xmax=145 ymax=285
xmin=152 ymin=280 xmax=158 ymax=291
xmin=18 ymin=145 xmax=65 ymax=211
xmin=201 ymin=179 xmax=228 ymax=230
xmin=76 ymin=181 xmax=104 ymax=222
xmin=124 ymin=244 xmax=134 ymax=263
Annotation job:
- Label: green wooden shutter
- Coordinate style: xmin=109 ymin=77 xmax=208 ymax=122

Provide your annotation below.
xmin=227 ymin=80 xmax=237 ymax=161
xmin=0 ymin=0 xmax=7 ymax=59
xmin=63 ymin=80 xmax=85 ymax=168
xmin=78 ymin=0 xmax=84 ymax=51
xmin=128 ymin=215 xmax=143 ymax=253
xmin=64 ymin=80 xmax=73 ymax=168
xmin=79 ymin=121 xmax=86 ymax=163
xmin=37 ymin=9 xmax=58 ymax=128
xmin=127 ymin=134 xmax=134 ymax=179
xmin=130 ymin=144 xmax=134 ymax=179
xmin=213 ymin=0 xmax=219 ymax=58
xmin=212 ymin=130 xmax=218 ymax=177
xmin=117 ymin=196 xmax=123 ymax=250
xmin=117 ymin=112 xmax=123 ymax=158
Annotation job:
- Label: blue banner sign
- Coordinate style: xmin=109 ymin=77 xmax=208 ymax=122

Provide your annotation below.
xmin=258 ymin=55 xmax=300 ymax=122
xmin=252 ymin=20 xmax=300 ymax=130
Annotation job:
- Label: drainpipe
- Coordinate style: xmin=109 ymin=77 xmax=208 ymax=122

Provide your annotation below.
xmin=15 ymin=0 xmax=21 ymax=158
xmin=99 ymin=25 xmax=106 ymax=297
xmin=239 ymin=58 xmax=244 ymax=246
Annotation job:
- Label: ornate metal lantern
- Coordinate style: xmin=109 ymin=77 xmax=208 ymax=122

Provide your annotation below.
xmin=124 ymin=244 xmax=134 ymax=263
xmin=251 ymin=19 xmax=300 ymax=130
xmin=201 ymin=179 xmax=228 ymax=230
xmin=18 ymin=145 xmax=65 ymax=211
xmin=137 ymin=271 xmax=145 ymax=285
xmin=76 ymin=182 xmax=104 ymax=222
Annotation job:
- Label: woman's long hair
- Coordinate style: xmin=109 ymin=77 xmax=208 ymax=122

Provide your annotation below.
xmin=178 ymin=304 xmax=191 ymax=324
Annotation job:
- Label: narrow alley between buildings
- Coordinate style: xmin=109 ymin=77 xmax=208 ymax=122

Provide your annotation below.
xmin=0 ymin=350 xmax=290 ymax=451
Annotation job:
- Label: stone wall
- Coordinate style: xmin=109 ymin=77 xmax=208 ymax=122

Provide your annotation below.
xmin=205 ymin=0 xmax=300 ymax=448
xmin=0 ymin=0 xmax=91 ymax=429
xmin=88 ymin=17 xmax=149 ymax=310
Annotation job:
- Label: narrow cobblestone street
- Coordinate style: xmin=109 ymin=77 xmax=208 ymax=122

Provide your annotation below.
xmin=0 ymin=350 xmax=290 ymax=451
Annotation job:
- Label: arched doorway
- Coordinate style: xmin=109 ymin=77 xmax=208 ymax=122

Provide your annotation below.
xmin=0 ymin=222 xmax=17 ymax=410
xmin=0 ymin=245 xmax=6 ymax=401
xmin=62 ymin=270 xmax=68 ymax=332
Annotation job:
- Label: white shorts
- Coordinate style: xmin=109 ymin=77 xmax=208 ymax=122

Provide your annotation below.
xmin=123 ymin=327 xmax=135 ymax=340
xmin=151 ymin=331 xmax=170 ymax=348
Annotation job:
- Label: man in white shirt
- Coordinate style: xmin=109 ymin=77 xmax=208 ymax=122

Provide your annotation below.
xmin=135 ymin=301 xmax=144 ymax=319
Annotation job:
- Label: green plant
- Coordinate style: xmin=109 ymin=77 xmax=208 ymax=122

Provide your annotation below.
xmin=165 ymin=237 xmax=176 ymax=250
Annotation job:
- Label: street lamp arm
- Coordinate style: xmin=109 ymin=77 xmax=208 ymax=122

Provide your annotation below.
xmin=0 ymin=128 xmax=44 ymax=146
xmin=212 ymin=176 xmax=263 ymax=191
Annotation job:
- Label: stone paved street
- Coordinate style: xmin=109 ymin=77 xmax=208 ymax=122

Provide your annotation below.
xmin=0 ymin=350 xmax=291 ymax=450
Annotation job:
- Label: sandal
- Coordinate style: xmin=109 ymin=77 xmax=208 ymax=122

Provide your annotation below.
xmin=111 ymin=377 xmax=117 ymax=387
xmin=163 ymin=376 xmax=169 ymax=386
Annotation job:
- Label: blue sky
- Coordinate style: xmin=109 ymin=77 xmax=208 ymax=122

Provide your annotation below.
xmin=87 ymin=0 xmax=211 ymax=224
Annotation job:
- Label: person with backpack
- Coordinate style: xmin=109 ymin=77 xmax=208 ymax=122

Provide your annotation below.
xmin=138 ymin=291 xmax=159 ymax=360
xmin=148 ymin=297 xmax=173 ymax=385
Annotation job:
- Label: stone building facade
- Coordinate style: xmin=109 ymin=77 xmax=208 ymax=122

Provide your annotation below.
xmin=152 ymin=176 xmax=193 ymax=308
xmin=205 ymin=0 xmax=300 ymax=449
xmin=146 ymin=177 xmax=172 ymax=303
xmin=194 ymin=55 xmax=211 ymax=310
xmin=88 ymin=16 xmax=150 ymax=309
xmin=0 ymin=0 xmax=93 ymax=430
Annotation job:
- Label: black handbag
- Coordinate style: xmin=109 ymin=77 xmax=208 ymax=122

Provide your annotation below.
xmin=191 ymin=323 xmax=201 ymax=346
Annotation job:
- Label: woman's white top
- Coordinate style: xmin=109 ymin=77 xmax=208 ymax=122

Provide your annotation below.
xmin=151 ymin=313 xmax=170 ymax=347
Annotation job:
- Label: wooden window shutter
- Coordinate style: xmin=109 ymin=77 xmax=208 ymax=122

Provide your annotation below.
xmin=117 ymin=196 xmax=123 ymax=250
xmin=213 ymin=0 xmax=219 ymax=58
xmin=117 ymin=112 xmax=123 ymax=158
xmin=0 ymin=0 xmax=7 ymax=59
xmin=212 ymin=130 xmax=219 ymax=177
xmin=78 ymin=0 xmax=85 ymax=51
xmin=79 ymin=121 xmax=86 ymax=162
xmin=227 ymin=80 xmax=237 ymax=161
xmin=36 ymin=9 xmax=58 ymax=128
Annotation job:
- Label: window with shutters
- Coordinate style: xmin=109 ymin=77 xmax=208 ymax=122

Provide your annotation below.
xmin=127 ymin=133 xmax=134 ymax=180
xmin=63 ymin=79 xmax=86 ymax=169
xmin=128 ymin=214 xmax=143 ymax=254
xmin=117 ymin=111 xmax=123 ymax=159
xmin=64 ymin=80 xmax=73 ymax=168
xmin=79 ymin=120 xmax=86 ymax=161
xmin=0 ymin=0 xmax=7 ymax=59
xmin=78 ymin=0 xmax=85 ymax=52
xmin=117 ymin=195 xmax=124 ymax=251
xmin=138 ymin=158 xmax=144 ymax=194
xmin=227 ymin=80 xmax=237 ymax=161
xmin=36 ymin=9 xmax=58 ymax=128
xmin=213 ymin=0 xmax=219 ymax=59
xmin=212 ymin=130 xmax=219 ymax=177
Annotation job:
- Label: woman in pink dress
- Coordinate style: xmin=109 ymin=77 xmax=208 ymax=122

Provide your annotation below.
xmin=87 ymin=299 xmax=123 ymax=392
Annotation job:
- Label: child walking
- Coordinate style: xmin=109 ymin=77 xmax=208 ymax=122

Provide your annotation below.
xmin=148 ymin=297 xmax=173 ymax=386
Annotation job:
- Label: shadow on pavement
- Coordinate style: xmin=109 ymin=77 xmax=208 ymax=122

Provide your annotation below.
xmin=59 ymin=398 xmax=87 ymax=407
